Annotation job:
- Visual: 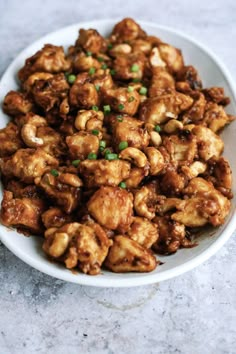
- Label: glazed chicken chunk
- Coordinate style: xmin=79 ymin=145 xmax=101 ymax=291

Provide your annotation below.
xmin=87 ymin=186 xmax=133 ymax=233
xmin=43 ymin=222 xmax=112 ymax=275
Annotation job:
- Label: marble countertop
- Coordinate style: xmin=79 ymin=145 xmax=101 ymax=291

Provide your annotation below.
xmin=0 ymin=0 xmax=236 ymax=353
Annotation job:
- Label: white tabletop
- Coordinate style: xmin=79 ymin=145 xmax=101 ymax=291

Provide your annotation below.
xmin=0 ymin=0 xmax=236 ymax=353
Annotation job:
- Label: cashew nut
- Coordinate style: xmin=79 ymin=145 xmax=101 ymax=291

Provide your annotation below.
xmin=23 ymin=72 xmax=54 ymax=92
xmin=149 ymin=47 xmax=166 ymax=68
xmin=21 ymin=115 xmax=47 ymax=147
xmin=145 ymin=147 xmax=165 ymax=175
xmin=119 ymin=147 xmax=148 ymax=168
xmin=75 ymin=110 xmax=104 ymax=131
xmin=181 ymin=161 xmax=207 ymax=179
xmin=48 ymin=232 xmax=69 ymax=257
xmin=164 ymin=119 xmax=183 ymax=134
xmin=149 ymin=131 xmax=162 ymax=147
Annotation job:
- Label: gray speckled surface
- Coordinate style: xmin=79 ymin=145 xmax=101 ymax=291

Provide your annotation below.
xmin=0 ymin=0 xmax=236 ymax=353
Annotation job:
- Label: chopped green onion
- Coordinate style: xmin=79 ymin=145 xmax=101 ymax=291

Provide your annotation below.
xmin=72 ymin=159 xmax=80 ymax=167
xmin=101 ymin=63 xmax=108 ymax=69
xmin=92 ymin=129 xmax=99 ymax=136
xmin=86 ymin=51 xmax=92 ymax=57
xmin=128 ymin=96 xmax=135 ymax=102
xmin=118 ymin=104 xmax=124 ymax=111
xmin=97 ymin=57 xmax=104 ymax=62
xmin=132 ymin=78 xmax=141 ymax=83
xmin=50 ymin=169 xmax=59 ymax=177
xmin=95 ymin=84 xmax=100 ymax=92
xmin=67 ymin=74 xmax=76 ymax=84
xmin=107 ymin=43 xmax=113 ymax=50
xmin=103 ymin=105 xmax=111 ymax=114
xmin=127 ymin=86 xmax=134 ymax=93
xmin=105 ymin=153 xmax=118 ymax=161
xmin=92 ymin=105 xmax=99 ymax=111
xmin=99 ymin=140 xmax=106 ymax=151
xmin=89 ymin=67 xmax=96 ymax=75
xmin=154 ymin=125 xmax=161 ymax=133
xmin=139 ymin=86 xmax=148 ymax=95
xmin=131 ymin=64 xmax=139 ymax=72
xmin=116 ymin=115 xmax=123 ymax=122
xmin=118 ymin=141 xmax=128 ymax=150
xmin=87 ymin=153 xmax=97 ymax=160
xmin=119 ymin=181 xmax=126 ymax=189
xmin=110 ymin=69 xmax=116 ymax=76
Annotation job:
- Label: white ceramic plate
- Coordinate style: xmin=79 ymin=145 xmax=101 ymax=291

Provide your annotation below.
xmin=0 ymin=19 xmax=236 ymax=287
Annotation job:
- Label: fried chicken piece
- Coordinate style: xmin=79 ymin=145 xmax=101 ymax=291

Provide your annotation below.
xmin=160 ymin=169 xmax=186 ymax=196
xmin=31 ymin=73 xmax=69 ymax=111
xmin=0 ymin=190 xmax=45 ymax=234
xmin=207 ymin=156 xmax=232 ymax=195
xmin=176 ymin=65 xmax=202 ymax=90
xmin=102 ymin=87 xmax=140 ymax=116
xmin=149 ymin=68 xmax=175 ymax=97
xmin=43 ymin=222 xmax=112 ymax=275
xmin=112 ymin=116 xmax=150 ymax=150
xmin=72 ymin=50 xmax=101 ymax=72
xmin=124 ymin=167 xmax=147 ymax=188
xmin=192 ymin=126 xmax=224 ymax=160
xmin=130 ymin=39 xmax=152 ymax=55
xmin=113 ymin=52 xmax=146 ymax=80
xmin=171 ymin=177 xmax=231 ymax=227
xmin=41 ymin=207 xmax=73 ymax=228
xmin=202 ymin=102 xmax=233 ymax=133
xmin=69 ymin=74 xmax=99 ymax=109
xmin=18 ymin=44 xmax=71 ymax=82
xmin=38 ymin=171 xmax=82 ymax=214
xmin=87 ymin=186 xmax=133 ymax=233
xmin=3 ymin=91 xmax=33 ymax=116
xmin=134 ymin=182 xmax=159 ymax=220
xmin=104 ymin=235 xmax=157 ymax=273
xmin=110 ymin=18 xmax=147 ymax=42
xmin=75 ymin=28 xmax=106 ymax=53
xmin=139 ymin=92 xmax=193 ymax=125
xmin=152 ymin=216 xmax=190 ymax=254
xmin=5 ymin=180 xmax=40 ymax=199
xmin=0 ymin=122 xmax=24 ymax=157
xmin=202 ymin=87 xmax=230 ymax=106
xmin=127 ymin=217 xmax=159 ymax=248
xmin=66 ymin=131 xmax=99 ymax=160
xmin=162 ymin=133 xmax=197 ymax=163
xmin=79 ymin=159 xmax=131 ymax=188
xmin=158 ymin=43 xmax=184 ymax=73
xmin=182 ymin=92 xmax=206 ymax=122
xmin=0 ymin=148 xmax=58 ymax=183
xmin=32 ymin=126 xmax=66 ymax=157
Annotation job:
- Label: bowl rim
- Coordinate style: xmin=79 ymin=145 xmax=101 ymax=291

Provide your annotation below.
xmin=0 ymin=18 xmax=236 ymax=287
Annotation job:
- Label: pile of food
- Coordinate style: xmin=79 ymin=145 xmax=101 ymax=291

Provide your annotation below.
xmin=0 ymin=18 xmax=234 ymax=275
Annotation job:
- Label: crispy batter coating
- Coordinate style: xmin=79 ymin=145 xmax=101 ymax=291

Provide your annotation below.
xmin=66 ymin=131 xmax=99 ymax=160
xmin=102 ymin=87 xmax=140 ymax=116
xmin=79 ymin=159 xmax=131 ymax=188
xmin=152 ymin=216 xmax=191 ymax=254
xmin=0 ymin=122 xmax=24 ymax=157
xmin=43 ymin=222 xmax=112 ymax=274
xmin=104 ymin=235 xmax=157 ymax=273
xmin=18 ymin=44 xmax=71 ymax=82
xmin=87 ymin=186 xmax=133 ymax=232
xmin=127 ymin=217 xmax=159 ymax=248
xmin=112 ymin=116 xmax=150 ymax=150
xmin=3 ymin=91 xmax=33 ymax=116
xmin=0 ymin=190 xmax=45 ymax=234
xmin=38 ymin=171 xmax=82 ymax=214
xmin=0 ymin=18 xmax=234 ymax=276
xmin=0 ymin=148 xmax=58 ymax=183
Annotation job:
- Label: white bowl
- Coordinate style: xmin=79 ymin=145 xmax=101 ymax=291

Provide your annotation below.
xmin=0 ymin=19 xmax=236 ymax=287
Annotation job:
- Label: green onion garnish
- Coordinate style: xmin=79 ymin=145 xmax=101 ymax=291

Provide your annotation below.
xmin=89 ymin=67 xmax=96 ymax=75
xmin=119 ymin=181 xmax=126 ymax=189
xmin=72 ymin=159 xmax=80 ymax=167
xmin=139 ymin=87 xmax=148 ymax=95
xmin=118 ymin=141 xmax=128 ymax=150
xmin=87 ymin=153 xmax=97 ymax=160
xmin=131 ymin=64 xmax=139 ymax=72
xmin=50 ymin=169 xmax=59 ymax=177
